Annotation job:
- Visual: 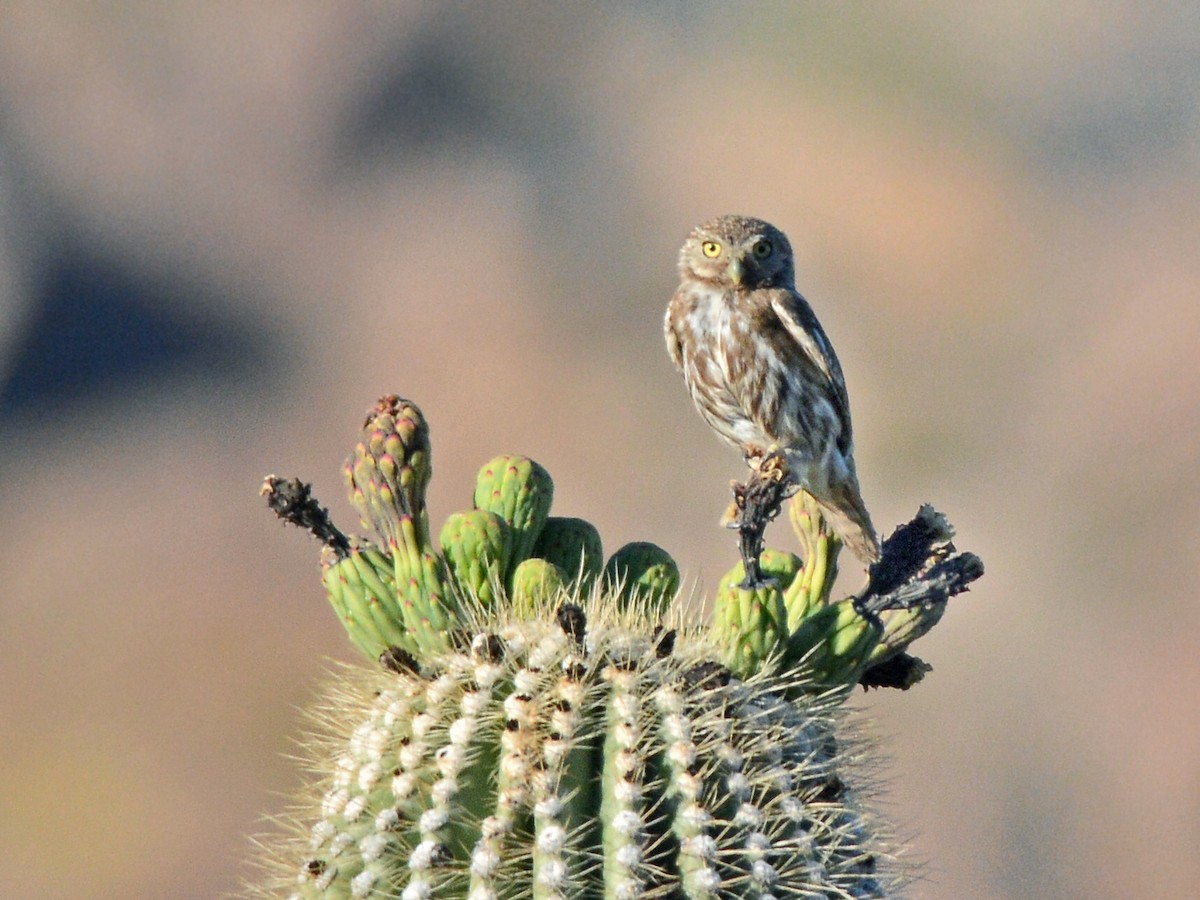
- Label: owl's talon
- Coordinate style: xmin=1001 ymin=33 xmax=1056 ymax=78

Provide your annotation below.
xmin=742 ymin=447 xmax=767 ymax=470
xmin=760 ymin=452 xmax=790 ymax=483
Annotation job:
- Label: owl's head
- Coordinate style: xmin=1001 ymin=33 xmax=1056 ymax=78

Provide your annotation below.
xmin=678 ymin=215 xmax=794 ymax=289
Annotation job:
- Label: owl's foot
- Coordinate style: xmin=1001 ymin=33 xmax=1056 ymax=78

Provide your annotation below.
xmin=742 ymin=447 xmax=767 ymax=470
xmin=758 ymin=450 xmax=790 ymax=483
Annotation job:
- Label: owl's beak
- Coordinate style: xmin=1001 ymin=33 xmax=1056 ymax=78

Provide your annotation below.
xmin=727 ymin=257 xmax=745 ymax=286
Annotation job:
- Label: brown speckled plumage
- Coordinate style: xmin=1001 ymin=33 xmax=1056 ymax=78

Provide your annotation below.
xmin=664 ymin=214 xmax=880 ymax=563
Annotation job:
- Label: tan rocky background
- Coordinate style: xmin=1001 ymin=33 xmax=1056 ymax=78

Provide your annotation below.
xmin=1 ymin=4 xmax=1197 ymax=898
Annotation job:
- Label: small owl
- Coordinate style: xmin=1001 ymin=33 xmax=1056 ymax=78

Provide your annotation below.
xmin=664 ymin=214 xmax=880 ymax=564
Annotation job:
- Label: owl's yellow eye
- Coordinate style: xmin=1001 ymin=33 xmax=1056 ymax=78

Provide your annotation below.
xmin=701 ymin=240 xmax=721 ymax=258
xmin=752 ymin=239 xmax=773 ymax=258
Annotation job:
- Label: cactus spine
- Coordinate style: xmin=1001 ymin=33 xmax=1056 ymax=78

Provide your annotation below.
xmin=255 ymin=394 xmax=983 ymax=899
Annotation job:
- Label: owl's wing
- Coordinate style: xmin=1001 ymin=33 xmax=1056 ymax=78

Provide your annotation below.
xmin=768 ymin=289 xmax=854 ymax=451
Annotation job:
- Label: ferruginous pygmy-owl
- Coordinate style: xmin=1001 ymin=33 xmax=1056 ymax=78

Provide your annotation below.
xmin=664 ymin=214 xmax=880 ymax=564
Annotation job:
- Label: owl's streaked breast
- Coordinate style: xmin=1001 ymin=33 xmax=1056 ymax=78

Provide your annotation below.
xmin=668 ymin=284 xmax=771 ymax=451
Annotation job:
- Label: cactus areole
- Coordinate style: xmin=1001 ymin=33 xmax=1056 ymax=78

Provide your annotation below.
xmin=255 ymin=394 xmax=983 ymax=899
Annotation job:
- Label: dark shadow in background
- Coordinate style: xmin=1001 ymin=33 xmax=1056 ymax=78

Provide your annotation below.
xmin=334 ymin=11 xmax=578 ymax=169
xmin=329 ymin=15 xmax=648 ymax=332
xmin=0 ymin=231 xmax=280 ymax=422
xmin=341 ymin=33 xmax=504 ymax=164
xmin=330 ymin=15 xmax=591 ymax=222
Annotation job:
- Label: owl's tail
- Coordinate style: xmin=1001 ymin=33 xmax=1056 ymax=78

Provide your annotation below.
xmin=815 ymin=477 xmax=881 ymax=565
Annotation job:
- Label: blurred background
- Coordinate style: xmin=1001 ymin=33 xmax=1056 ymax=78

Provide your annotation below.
xmin=1 ymin=3 xmax=1197 ymax=898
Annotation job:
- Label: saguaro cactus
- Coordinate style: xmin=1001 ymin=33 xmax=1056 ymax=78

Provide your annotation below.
xmin=255 ymin=394 xmax=983 ymax=899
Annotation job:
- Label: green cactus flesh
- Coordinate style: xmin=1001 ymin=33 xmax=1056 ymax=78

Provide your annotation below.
xmin=785 ymin=599 xmax=883 ymax=691
xmin=867 ymin=602 xmax=947 ymax=668
xmin=712 ymin=550 xmax=799 ymax=679
xmin=254 ymin=594 xmax=899 ymax=900
xmin=784 ymin=494 xmax=840 ymax=631
xmin=601 ymin=541 xmax=681 ymax=615
xmin=508 ymin=558 xmax=568 ymax=617
xmin=473 ymin=455 xmax=555 ymax=567
xmin=440 ymin=510 xmax=514 ymax=609
xmin=320 ymin=541 xmax=410 ymax=659
xmin=531 ymin=517 xmax=604 ymax=595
